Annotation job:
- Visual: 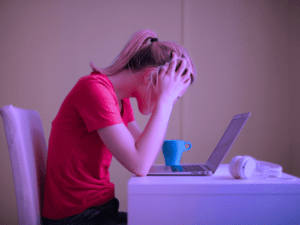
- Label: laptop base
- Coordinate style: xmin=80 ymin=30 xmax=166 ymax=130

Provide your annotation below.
xmin=147 ymin=164 xmax=213 ymax=176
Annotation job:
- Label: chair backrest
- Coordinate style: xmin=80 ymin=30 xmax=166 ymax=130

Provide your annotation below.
xmin=0 ymin=105 xmax=47 ymax=225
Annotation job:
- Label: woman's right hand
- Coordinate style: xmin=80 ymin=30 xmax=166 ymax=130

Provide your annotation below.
xmin=156 ymin=52 xmax=192 ymax=105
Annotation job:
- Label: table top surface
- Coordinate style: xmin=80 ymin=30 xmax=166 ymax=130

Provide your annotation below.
xmin=128 ymin=164 xmax=300 ymax=195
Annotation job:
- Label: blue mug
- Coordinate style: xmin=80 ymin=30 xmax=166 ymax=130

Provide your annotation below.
xmin=162 ymin=140 xmax=192 ymax=166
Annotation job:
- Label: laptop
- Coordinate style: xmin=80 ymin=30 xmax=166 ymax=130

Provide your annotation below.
xmin=147 ymin=112 xmax=251 ymax=176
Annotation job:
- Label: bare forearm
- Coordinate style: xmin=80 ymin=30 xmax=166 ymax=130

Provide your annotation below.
xmin=135 ymin=100 xmax=173 ymax=176
xmin=97 ymin=101 xmax=173 ymax=177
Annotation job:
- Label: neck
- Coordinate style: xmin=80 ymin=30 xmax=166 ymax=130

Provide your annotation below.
xmin=106 ymin=70 xmax=140 ymax=103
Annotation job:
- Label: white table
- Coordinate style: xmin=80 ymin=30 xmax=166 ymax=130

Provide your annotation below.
xmin=127 ymin=164 xmax=300 ymax=225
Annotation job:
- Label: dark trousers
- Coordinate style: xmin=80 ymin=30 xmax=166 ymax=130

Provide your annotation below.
xmin=42 ymin=198 xmax=127 ymax=225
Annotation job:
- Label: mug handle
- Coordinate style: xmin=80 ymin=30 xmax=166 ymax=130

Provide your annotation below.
xmin=184 ymin=142 xmax=192 ymax=151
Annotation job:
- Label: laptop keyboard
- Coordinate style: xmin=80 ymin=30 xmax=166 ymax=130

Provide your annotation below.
xmin=182 ymin=165 xmax=206 ymax=172
xmin=169 ymin=165 xmax=209 ymax=173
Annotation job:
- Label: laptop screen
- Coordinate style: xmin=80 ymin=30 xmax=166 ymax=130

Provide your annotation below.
xmin=207 ymin=113 xmax=250 ymax=169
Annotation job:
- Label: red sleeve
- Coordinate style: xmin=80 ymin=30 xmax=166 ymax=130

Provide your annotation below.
xmin=122 ymin=98 xmax=135 ymax=124
xmin=75 ymin=78 xmax=123 ymax=132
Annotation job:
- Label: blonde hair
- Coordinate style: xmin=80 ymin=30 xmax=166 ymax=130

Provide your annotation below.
xmin=90 ymin=30 xmax=197 ymax=84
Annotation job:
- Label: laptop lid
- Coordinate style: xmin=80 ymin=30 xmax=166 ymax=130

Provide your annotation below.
xmin=206 ymin=112 xmax=251 ymax=173
xmin=147 ymin=112 xmax=251 ymax=176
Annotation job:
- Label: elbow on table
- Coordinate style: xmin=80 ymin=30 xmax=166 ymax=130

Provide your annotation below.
xmin=135 ymin=171 xmax=148 ymax=177
xmin=129 ymin=164 xmax=151 ymax=177
xmin=115 ymin=149 xmax=153 ymax=177
xmin=123 ymin=154 xmax=153 ymax=177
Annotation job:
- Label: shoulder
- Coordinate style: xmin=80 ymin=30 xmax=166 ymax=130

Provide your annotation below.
xmin=69 ymin=72 xmax=119 ymax=114
xmin=78 ymin=72 xmax=113 ymax=89
xmin=75 ymin=72 xmax=116 ymax=100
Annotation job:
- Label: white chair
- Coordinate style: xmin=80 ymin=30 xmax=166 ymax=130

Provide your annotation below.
xmin=0 ymin=105 xmax=48 ymax=225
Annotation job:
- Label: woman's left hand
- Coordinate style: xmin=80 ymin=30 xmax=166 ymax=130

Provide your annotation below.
xmin=156 ymin=52 xmax=191 ymax=105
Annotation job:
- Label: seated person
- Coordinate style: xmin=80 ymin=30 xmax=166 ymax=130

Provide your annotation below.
xmin=42 ymin=29 xmax=197 ymax=225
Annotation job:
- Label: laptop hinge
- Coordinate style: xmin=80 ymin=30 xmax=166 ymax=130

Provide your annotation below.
xmin=202 ymin=164 xmax=211 ymax=171
xmin=205 ymin=161 xmax=218 ymax=172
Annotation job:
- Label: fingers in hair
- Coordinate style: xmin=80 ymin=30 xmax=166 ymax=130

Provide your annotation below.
xmin=167 ymin=52 xmax=177 ymax=74
xmin=176 ymin=58 xmax=187 ymax=76
xmin=182 ymin=67 xmax=192 ymax=84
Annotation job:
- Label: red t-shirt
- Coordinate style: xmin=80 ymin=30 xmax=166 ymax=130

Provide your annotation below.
xmin=42 ymin=72 xmax=134 ymax=219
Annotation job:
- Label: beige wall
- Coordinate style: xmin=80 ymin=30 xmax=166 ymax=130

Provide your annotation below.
xmin=289 ymin=0 xmax=300 ymax=183
xmin=0 ymin=0 xmax=299 ymax=224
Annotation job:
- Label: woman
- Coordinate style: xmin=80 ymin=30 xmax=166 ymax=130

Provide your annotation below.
xmin=42 ymin=30 xmax=197 ymax=224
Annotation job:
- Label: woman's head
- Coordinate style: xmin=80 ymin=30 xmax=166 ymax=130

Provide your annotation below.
xmin=91 ymin=30 xmax=197 ymax=84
